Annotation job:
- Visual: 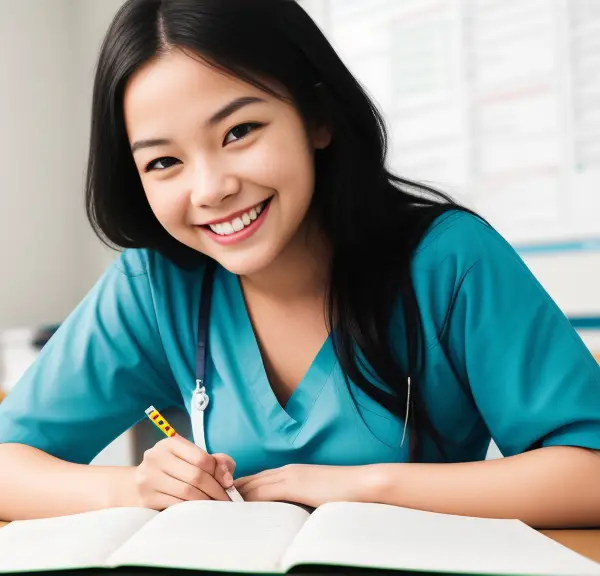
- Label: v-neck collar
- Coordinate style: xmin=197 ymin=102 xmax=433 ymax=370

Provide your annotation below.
xmin=218 ymin=265 xmax=337 ymax=432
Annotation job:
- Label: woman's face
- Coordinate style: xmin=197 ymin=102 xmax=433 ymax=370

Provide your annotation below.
xmin=124 ymin=49 xmax=329 ymax=276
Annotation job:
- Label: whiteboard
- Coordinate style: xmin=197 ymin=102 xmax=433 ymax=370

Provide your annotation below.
xmin=298 ymin=0 xmax=600 ymax=246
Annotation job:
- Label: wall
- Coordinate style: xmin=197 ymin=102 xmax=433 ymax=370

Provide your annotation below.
xmin=0 ymin=0 xmax=81 ymax=330
xmin=0 ymin=0 xmax=125 ymax=333
xmin=521 ymin=248 xmax=600 ymax=319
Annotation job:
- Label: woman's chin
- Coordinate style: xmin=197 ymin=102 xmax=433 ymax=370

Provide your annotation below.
xmin=211 ymin=249 xmax=278 ymax=278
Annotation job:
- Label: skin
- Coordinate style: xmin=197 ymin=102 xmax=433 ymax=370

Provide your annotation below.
xmin=125 ymin=49 xmax=331 ymax=280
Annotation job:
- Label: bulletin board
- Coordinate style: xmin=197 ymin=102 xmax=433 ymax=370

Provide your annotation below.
xmin=299 ymin=0 xmax=600 ymax=247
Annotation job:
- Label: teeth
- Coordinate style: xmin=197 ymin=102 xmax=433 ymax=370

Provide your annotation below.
xmin=209 ymin=200 xmax=267 ymax=236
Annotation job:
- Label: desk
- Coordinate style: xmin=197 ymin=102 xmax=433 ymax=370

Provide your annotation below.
xmin=539 ymin=530 xmax=600 ymax=563
xmin=1 ymin=522 xmax=598 ymax=562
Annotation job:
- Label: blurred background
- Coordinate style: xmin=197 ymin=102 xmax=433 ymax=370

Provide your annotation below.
xmin=1 ymin=0 xmax=599 ymax=465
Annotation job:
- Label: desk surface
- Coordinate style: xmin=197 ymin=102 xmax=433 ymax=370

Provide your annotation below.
xmin=539 ymin=530 xmax=600 ymax=563
xmin=1 ymin=522 xmax=599 ymax=563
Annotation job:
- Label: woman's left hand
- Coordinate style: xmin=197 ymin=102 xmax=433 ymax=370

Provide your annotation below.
xmin=234 ymin=464 xmax=384 ymax=508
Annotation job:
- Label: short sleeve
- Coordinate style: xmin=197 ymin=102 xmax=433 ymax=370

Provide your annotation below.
xmin=443 ymin=218 xmax=600 ymax=457
xmin=0 ymin=250 xmax=182 ymax=464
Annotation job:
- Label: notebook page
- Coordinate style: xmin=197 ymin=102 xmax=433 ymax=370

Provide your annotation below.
xmin=107 ymin=501 xmax=309 ymax=573
xmin=282 ymin=502 xmax=600 ymax=575
xmin=0 ymin=507 xmax=158 ymax=573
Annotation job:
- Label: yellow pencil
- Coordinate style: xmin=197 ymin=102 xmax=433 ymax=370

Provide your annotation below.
xmin=145 ymin=405 xmax=177 ymax=437
xmin=144 ymin=405 xmax=244 ymax=503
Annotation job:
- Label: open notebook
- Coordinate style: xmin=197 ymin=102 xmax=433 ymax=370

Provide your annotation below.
xmin=0 ymin=501 xmax=599 ymax=575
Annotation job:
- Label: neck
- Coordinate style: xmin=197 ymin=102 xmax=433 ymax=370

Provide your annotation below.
xmin=240 ymin=221 xmax=330 ymax=302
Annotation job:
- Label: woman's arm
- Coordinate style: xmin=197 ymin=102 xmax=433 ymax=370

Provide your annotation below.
xmin=0 ymin=444 xmax=134 ymax=521
xmin=0 ymin=251 xmax=196 ymax=519
xmin=236 ymin=446 xmax=600 ymax=528
xmin=370 ymin=446 xmax=600 ymax=528
xmin=0 ymin=440 xmax=235 ymax=521
xmin=238 ymin=217 xmax=600 ymax=527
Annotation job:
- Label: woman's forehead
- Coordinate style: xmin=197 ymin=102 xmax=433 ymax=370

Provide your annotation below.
xmin=126 ymin=51 xmax=264 ymax=105
xmin=123 ymin=51 xmax=280 ymax=135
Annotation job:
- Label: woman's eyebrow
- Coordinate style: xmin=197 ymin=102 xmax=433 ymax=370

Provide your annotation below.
xmin=131 ymin=138 xmax=171 ymax=154
xmin=130 ymin=96 xmax=266 ymax=154
xmin=205 ymin=96 xmax=266 ymax=127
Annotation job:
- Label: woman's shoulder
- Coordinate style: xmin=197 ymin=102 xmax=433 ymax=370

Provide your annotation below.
xmin=408 ymin=207 xmax=532 ymax=316
xmin=412 ymin=207 xmax=518 ymax=274
xmin=101 ymin=249 xmax=211 ymax=324
xmin=103 ymin=248 xmax=210 ymax=346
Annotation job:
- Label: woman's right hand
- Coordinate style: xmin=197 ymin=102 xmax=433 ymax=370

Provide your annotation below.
xmin=131 ymin=435 xmax=236 ymax=510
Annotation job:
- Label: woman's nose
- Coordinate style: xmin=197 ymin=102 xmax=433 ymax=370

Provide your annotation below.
xmin=189 ymin=162 xmax=242 ymax=207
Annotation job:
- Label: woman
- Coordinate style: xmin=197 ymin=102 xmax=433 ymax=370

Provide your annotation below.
xmin=0 ymin=0 xmax=599 ymax=527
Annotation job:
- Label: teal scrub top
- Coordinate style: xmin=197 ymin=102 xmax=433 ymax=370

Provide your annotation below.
xmin=1 ymin=211 xmax=599 ymax=476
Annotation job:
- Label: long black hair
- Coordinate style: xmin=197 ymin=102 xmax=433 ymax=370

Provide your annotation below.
xmin=86 ymin=0 xmax=474 ymax=461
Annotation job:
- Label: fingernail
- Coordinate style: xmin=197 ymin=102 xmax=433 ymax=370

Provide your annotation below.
xmin=220 ymin=463 xmax=233 ymax=485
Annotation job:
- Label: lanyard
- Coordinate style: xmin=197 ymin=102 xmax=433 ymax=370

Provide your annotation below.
xmin=191 ymin=260 xmax=217 ymax=451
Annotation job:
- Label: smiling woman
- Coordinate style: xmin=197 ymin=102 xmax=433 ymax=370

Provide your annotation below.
xmin=123 ymin=50 xmax=326 ymax=275
xmin=0 ymin=0 xmax=599 ymax=529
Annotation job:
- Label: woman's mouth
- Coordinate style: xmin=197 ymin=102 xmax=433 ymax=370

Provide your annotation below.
xmin=201 ymin=197 xmax=273 ymax=245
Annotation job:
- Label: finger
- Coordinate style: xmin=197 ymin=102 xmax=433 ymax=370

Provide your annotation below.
xmin=235 ymin=468 xmax=284 ymax=492
xmin=234 ymin=476 xmax=253 ymax=489
xmin=213 ymin=453 xmax=236 ymax=474
xmin=239 ymin=478 xmax=287 ymax=502
xmin=168 ymin=436 xmax=217 ymax=476
xmin=154 ymin=469 xmax=213 ymax=503
xmin=213 ymin=454 xmax=236 ymax=488
xmin=235 ymin=467 xmax=279 ymax=489
xmin=236 ymin=473 xmax=280 ymax=494
xmin=160 ymin=452 xmax=230 ymax=501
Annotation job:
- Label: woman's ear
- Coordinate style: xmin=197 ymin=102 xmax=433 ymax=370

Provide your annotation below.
xmin=309 ymin=82 xmax=332 ymax=150
xmin=312 ymin=124 xmax=332 ymax=150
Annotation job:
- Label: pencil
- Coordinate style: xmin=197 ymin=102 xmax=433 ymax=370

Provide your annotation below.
xmin=145 ymin=405 xmax=177 ymax=437
xmin=144 ymin=405 xmax=244 ymax=503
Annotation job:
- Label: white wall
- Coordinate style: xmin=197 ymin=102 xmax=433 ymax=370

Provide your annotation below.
xmin=0 ymin=0 xmax=125 ymax=332
xmin=298 ymin=0 xmax=330 ymax=29
xmin=0 ymin=0 xmax=80 ymax=330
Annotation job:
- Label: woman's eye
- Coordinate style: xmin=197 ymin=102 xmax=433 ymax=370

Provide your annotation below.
xmin=145 ymin=157 xmax=181 ymax=172
xmin=224 ymin=122 xmax=262 ymax=145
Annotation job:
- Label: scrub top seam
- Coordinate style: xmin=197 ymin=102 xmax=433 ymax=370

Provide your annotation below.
xmin=114 ymin=264 xmax=148 ymax=279
xmin=288 ymin=360 xmax=338 ymax=443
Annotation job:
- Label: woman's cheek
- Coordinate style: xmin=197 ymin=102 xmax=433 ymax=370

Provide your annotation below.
xmin=144 ymin=182 xmax=189 ymax=228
